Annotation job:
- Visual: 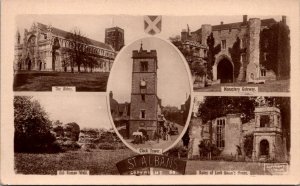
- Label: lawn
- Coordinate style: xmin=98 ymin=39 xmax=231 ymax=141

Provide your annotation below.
xmin=14 ymin=149 xmax=136 ymax=175
xmin=194 ymin=79 xmax=290 ymax=92
xmin=15 ymin=149 xmax=277 ymax=175
xmin=13 ymin=71 xmax=110 ymax=91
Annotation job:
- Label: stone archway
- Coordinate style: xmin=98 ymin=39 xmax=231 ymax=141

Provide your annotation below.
xmin=259 ymin=139 xmax=269 ymax=156
xmin=25 ymin=57 xmax=32 ymax=70
xmin=38 ymin=60 xmax=42 ymax=71
xmin=217 ymin=57 xmax=234 ymax=83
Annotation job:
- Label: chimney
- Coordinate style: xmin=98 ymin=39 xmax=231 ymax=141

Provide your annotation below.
xmin=221 ymin=21 xmax=224 ymax=25
xmin=243 ymin=15 xmax=248 ymax=23
xmin=282 ymin=16 xmax=286 ymax=25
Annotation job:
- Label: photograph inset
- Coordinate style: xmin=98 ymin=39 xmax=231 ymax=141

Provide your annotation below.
xmin=168 ymin=96 xmax=290 ymax=175
xmin=14 ymin=15 xmax=123 ymax=91
xmin=108 ymin=37 xmax=192 ymax=152
xmin=14 ymin=94 xmax=135 ymax=175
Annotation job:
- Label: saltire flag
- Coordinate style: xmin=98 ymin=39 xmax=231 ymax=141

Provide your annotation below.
xmin=144 ymin=15 xmax=162 ymax=35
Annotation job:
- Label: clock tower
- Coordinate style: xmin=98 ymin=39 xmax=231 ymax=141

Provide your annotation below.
xmin=129 ymin=43 xmax=158 ymax=140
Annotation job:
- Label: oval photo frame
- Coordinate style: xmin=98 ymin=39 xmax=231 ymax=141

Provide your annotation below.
xmin=107 ymin=36 xmax=193 ymax=154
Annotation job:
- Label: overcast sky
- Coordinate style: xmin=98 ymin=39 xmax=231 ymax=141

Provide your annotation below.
xmin=108 ymin=37 xmax=191 ymax=108
xmin=16 ymin=15 xmax=283 ymax=45
xmin=31 ymin=93 xmax=111 ymax=129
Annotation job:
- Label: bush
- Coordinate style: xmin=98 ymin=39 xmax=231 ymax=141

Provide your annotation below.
xmin=166 ymin=146 xmax=187 ymax=158
xmin=60 ymin=141 xmax=80 ymax=151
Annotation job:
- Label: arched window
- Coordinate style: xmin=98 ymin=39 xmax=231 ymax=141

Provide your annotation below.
xmin=216 ymin=118 xmax=225 ymax=148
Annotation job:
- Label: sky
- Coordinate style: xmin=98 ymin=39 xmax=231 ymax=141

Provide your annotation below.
xmin=16 ymin=15 xmax=284 ymax=45
xmin=107 ymin=37 xmax=191 ymax=108
xmin=31 ymin=93 xmax=111 ymax=129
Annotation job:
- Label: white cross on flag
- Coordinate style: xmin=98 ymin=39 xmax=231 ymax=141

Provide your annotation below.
xmin=144 ymin=15 xmax=162 ymax=35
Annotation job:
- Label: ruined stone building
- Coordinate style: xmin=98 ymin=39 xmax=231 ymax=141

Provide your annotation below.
xmin=14 ymin=22 xmax=120 ymax=72
xmin=189 ymin=105 xmax=288 ymax=162
xmin=180 ymin=15 xmax=290 ymax=83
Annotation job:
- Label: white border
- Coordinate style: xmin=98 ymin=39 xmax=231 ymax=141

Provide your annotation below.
xmin=1 ymin=0 xmax=300 ymax=185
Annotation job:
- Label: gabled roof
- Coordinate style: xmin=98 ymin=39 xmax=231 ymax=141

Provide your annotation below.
xmin=191 ymin=18 xmax=277 ymax=34
xmin=36 ymin=23 xmax=113 ymax=51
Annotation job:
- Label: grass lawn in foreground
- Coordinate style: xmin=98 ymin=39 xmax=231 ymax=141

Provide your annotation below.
xmin=15 ymin=149 xmax=277 ymax=175
xmin=194 ymin=79 xmax=290 ymax=92
xmin=15 ymin=149 xmax=136 ymax=175
xmin=13 ymin=71 xmax=109 ymax=91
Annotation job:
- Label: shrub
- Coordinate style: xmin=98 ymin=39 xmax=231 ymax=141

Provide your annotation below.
xmin=166 ymin=146 xmax=187 ymax=158
xmin=60 ymin=141 xmax=80 ymax=151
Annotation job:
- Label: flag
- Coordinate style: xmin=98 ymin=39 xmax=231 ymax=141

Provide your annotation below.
xmin=144 ymin=15 xmax=162 ymax=35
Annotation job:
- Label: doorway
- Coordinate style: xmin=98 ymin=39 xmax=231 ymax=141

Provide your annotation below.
xmin=217 ymin=58 xmax=233 ymax=83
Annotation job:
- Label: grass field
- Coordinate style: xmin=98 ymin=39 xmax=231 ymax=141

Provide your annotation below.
xmin=194 ymin=79 xmax=290 ymax=92
xmin=15 ymin=149 xmax=136 ymax=175
xmin=13 ymin=71 xmax=109 ymax=91
xmin=15 ymin=149 xmax=277 ymax=175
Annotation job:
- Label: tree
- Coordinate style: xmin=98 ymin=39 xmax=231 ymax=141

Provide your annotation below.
xmin=243 ymin=134 xmax=254 ymax=158
xmin=14 ymin=96 xmax=57 ymax=153
xmin=198 ymin=96 xmax=256 ymax=124
xmin=206 ymin=33 xmax=221 ymax=80
xmin=65 ymin=28 xmax=92 ymax=73
xmin=182 ymin=127 xmax=190 ymax=147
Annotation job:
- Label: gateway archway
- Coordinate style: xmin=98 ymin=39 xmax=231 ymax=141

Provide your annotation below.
xmin=217 ymin=58 xmax=233 ymax=83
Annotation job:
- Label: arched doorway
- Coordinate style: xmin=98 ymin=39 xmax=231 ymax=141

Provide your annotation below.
xmin=259 ymin=139 xmax=269 ymax=156
xmin=217 ymin=58 xmax=233 ymax=83
xmin=38 ymin=60 xmax=42 ymax=71
xmin=26 ymin=57 xmax=32 ymax=70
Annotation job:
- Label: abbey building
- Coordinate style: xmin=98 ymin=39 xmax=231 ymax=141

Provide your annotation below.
xmin=14 ymin=22 xmax=123 ymax=72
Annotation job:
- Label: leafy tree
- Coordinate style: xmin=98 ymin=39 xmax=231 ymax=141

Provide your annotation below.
xmin=243 ymin=134 xmax=254 ymax=158
xmin=206 ymin=33 xmax=221 ymax=80
xmin=198 ymin=97 xmax=256 ymax=124
xmin=182 ymin=127 xmax=190 ymax=147
xmin=14 ymin=96 xmax=57 ymax=153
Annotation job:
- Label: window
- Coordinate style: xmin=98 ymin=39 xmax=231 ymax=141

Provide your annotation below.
xmin=263 ymin=52 xmax=268 ymax=61
xmin=261 ymin=69 xmax=266 ymax=77
xmin=260 ymin=115 xmax=270 ymax=127
xmin=141 ymin=94 xmax=145 ymax=101
xmin=221 ymin=40 xmax=226 ymax=50
xmin=140 ymin=110 xmax=146 ymax=119
xmin=140 ymin=61 xmax=148 ymax=72
xmin=241 ymin=39 xmax=246 ymax=48
xmin=264 ymin=39 xmax=269 ymax=48
xmin=241 ymin=53 xmax=247 ymax=62
xmin=216 ymin=119 xmax=225 ymax=148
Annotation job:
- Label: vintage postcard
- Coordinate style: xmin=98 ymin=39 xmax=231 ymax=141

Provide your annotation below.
xmin=1 ymin=0 xmax=300 ymax=185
